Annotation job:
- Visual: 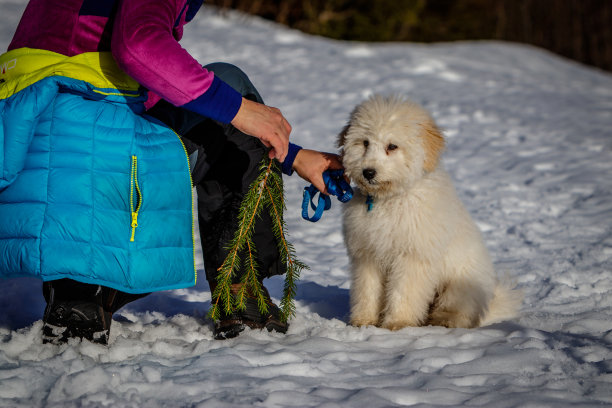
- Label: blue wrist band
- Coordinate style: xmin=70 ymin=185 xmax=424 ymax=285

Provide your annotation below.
xmin=282 ymin=143 xmax=302 ymax=176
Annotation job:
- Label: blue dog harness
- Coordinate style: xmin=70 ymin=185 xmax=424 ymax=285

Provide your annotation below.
xmin=302 ymin=170 xmax=353 ymax=222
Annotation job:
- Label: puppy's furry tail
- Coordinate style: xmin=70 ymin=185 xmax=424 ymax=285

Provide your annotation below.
xmin=480 ymin=278 xmax=523 ymax=327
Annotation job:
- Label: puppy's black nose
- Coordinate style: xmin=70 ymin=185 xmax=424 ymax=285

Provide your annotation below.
xmin=362 ymin=168 xmax=377 ymax=181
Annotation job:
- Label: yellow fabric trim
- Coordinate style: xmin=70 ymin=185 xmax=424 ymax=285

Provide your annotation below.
xmin=0 ymin=47 xmax=141 ymax=99
xmin=92 ymin=89 xmax=139 ymax=97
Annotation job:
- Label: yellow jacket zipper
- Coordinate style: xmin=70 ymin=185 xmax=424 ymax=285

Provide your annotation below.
xmin=172 ymin=131 xmax=198 ymax=284
xmin=130 ymin=155 xmax=142 ymax=242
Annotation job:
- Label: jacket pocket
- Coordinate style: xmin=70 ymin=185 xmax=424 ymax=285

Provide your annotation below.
xmin=130 ymin=155 xmax=142 ymax=242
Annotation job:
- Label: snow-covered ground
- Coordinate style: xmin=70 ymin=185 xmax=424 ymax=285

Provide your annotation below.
xmin=1 ymin=1 xmax=611 ymax=407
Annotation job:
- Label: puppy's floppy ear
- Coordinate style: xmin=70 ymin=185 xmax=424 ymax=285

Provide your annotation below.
xmin=337 ymin=123 xmax=350 ymax=149
xmin=338 ymin=104 xmax=362 ymax=149
xmin=422 ymin=120 xmax=445 ymax=173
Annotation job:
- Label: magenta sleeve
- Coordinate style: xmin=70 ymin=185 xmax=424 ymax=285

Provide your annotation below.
xmin=111 ymin=0 xmax=242 ymax=123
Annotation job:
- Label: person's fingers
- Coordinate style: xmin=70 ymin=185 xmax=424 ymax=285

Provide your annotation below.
xmin=270 ymin=113 xmax=291 ymax=161
xmin=231 ymin=99 xmax=291 ymax=162
xmin=283 ymin=116 xmax=292 ymax=135
xmin=315 ymin=182 xmax=328 ymax=194
xmin=291 ymin=149 xmax=348 ymax=194
xmin=265 ymin=132 xmax=287 ymax=161
xmin=325 ymin=153 xmax=344 ymax=170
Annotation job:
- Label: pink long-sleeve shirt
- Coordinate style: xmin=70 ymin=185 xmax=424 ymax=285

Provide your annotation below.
xmin=8 ymin=0 xmax=242 ymax=123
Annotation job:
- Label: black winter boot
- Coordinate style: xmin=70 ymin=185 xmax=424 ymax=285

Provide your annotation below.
xmin=213 ymin=283 xmax=288 ymax=340
xmin=42 ymin=279 xmax=149 ymax=345
xmin=43 ymin=300 xmax=112 ymax=345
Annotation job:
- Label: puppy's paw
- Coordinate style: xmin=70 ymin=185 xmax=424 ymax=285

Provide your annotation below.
xmin=380 ymin=318 xmax=419 ymax=331
xmin=427 ymin=309 xmax=479 ymax=328
xmin=349 ymin=317 xmax=379 ymax=327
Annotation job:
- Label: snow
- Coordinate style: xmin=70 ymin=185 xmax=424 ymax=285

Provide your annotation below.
xmin=1 ymin=1 xmax=611 ymax=406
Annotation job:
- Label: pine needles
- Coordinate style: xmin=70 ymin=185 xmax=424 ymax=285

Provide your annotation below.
xmin=208 ymin=158 xmax=308 ymax=323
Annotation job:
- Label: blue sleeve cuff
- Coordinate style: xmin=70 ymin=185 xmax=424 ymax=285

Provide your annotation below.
xmin=282 ymin=143 xmax=302 ymax=176
xmin=181 ymin=76 xmax=243 ymax=124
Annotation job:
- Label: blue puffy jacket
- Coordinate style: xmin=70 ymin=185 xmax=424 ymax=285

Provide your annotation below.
xmin=0 ymin=48 xmax=197 ymax=293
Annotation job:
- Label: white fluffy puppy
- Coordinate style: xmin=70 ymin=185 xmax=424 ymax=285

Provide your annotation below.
xmin=339 ymin=95 xmax=521 ymax=330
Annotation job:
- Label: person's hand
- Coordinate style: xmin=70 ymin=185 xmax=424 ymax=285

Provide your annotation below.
xmin=231 ymin=98 xmax=291 ymax=162
xmin=292 ymin=149 xmax=344 ymax=194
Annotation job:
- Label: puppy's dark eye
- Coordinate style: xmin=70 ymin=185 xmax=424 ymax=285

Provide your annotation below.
xmin=387 ymin=144 xmax=398 ymax=152
xmin=363 ymin=140 xmax=369 ymax=148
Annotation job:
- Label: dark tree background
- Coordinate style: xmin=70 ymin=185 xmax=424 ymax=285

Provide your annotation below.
xmin=207 ymin=0 xmax=612 ymax=72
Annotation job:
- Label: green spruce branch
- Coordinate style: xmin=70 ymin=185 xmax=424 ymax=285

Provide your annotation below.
xmin=208 ymin=158 xmax=308 ymax=323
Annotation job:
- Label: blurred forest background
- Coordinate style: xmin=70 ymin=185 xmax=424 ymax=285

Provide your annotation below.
xmin=207 ymin=0 xmax=612 ymax=72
